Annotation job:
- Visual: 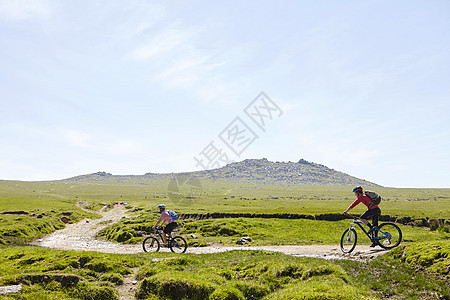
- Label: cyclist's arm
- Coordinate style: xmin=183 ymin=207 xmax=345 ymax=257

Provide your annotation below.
xmin=343 ymin=205 xmax=353 ymax=214
xmin=153 ymin=215 xmax=164 ymax=229
xmin=344 ymin=197 xmax=361 ymax=214
xmin=153 ymin=212 xmax=170 ymax=229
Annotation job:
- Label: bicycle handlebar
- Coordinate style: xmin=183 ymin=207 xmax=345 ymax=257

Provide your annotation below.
xmin=344 ymin=213 xmax=360 ymax=220
xmin=151 ymin=226 xmax=163 ymax=233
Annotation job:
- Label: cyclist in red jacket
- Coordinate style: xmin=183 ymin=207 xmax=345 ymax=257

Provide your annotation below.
xmin=343 ymin=186 xmax=381 ymax=247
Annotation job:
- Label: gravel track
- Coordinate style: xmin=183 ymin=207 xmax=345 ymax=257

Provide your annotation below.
xmin=31 ymin=204 xmax=387 ymax=259
xmin=29 ymin=204 xmax=388 ymax=299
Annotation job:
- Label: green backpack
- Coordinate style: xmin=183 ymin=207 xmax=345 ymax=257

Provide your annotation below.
xmin=365 ymin=191 xmax=381 ymax=208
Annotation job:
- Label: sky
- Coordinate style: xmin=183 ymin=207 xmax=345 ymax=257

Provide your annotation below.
xmin=0 ymin=0 xmax=449 ymax=188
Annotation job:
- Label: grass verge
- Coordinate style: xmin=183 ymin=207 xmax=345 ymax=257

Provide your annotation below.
xmin=99 ymin=214 xmax=450 ymax=247
xmin=0 ymin=243 xmax=448 ymax=299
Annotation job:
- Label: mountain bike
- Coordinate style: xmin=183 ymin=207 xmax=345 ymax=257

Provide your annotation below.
xmin=340 ymin=214 xmax=402 ymax=253
xmin=143 ymin=226 xmax=188 ymax=253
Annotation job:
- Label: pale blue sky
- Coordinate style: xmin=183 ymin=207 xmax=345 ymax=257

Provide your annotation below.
xmin=1 ymin=0 xmax=449 ymax=187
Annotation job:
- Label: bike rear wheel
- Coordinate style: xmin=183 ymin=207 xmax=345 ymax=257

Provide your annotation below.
xmin=170 ymin=236 xmax=188 ymax=253
xmin=374 ymin=222 xmax=402 ymax=249
xmin=340 ymin=228 xmax=357 ymax=253
xmin=143 ymin=237 xmax=160 ymax=252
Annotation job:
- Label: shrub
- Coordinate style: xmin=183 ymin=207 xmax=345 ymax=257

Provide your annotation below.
xmin=233 ymin=282 xmax=270 ymax=299
xmin=78 ymin=256 xmax=92 ymax=268
xmin=267 ymin=280 xmax=361 ymax=300
xmin=116 ymin=230 xmax=133 ymax=242
xmin=70 ymin=281 xmax=119 ymax=300
xmin=100 ymin=273 xmax=124 ymax=285
xmin=430 ymin=219 xmax=440 ymax=231
xmin=387 ymin=241 xmax=450 ymax=279
xmin=164 ymin=257 xmax=195 ymax=267
xmin=301 ymin=265 xmax=334 ymax=280
xmin=20 ymin=274 xmax=81 ymax=287
xmin=136 ymin=274 xmax=215 ymax=300
xmin=209 ymin=287 xmax=245 ymax=300
xmin=85 ymin=260 xmax=113 ymax=273
xmin=276 ymin=264 xmax=303 ymax=279
xmin=188 ymin=240 xmax=208 ymax=247
xmin=438 ymin=225 xmax=450 ymax=233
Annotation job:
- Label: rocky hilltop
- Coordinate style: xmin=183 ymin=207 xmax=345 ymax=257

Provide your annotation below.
xmin=65 ymin=158 xmax=380 ymax=186
xmin=192 ymin=158 xmax=379 ymax=186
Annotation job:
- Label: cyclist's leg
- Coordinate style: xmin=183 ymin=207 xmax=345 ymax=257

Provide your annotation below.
xmin=163 ymin=222 xmax=178 ymax=243
xmin=359 ymin=211 xmax=371 ymax=227
xmin=361 ymin=208 xmax=381 ymax=247
xmin=162 ymin=225 xmax=171 ymax=245
xmin=162 ymin=231 xmax=167 ymax=245
xmin=372 ymin=212 xmax=380 ymax=228
xmin=361 ymin=208 xmax=381 ymax=229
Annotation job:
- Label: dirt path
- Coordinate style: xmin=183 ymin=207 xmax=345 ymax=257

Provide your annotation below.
xmin=31 ymin=204 xmax=387 ymax=299
xmin=31 ymin=203 xmax=141 ymax=254
xmin=32 ymin=204 xmax=388 ymax=259
xmin=118 ymin=267 xmax=139 ymax=300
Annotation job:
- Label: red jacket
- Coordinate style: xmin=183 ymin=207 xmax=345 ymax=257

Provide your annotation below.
xmin=348 ymin=193 xmax=379 ymax=210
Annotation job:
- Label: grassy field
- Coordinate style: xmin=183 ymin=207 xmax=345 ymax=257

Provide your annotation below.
xmin=98 ymin=213 xmax=450 ymax=247
xmin=2 ymin=179 xmax=448 ymax=246
xmin=0 ymin=244 xmax=448 ymax=299
xmin=0 ymin=179 xmax=449 ymax=299
xmin=0 ymin=182 xmax=99 ymax=245
xmin=1 ymin=179 xmax=449 ymax=217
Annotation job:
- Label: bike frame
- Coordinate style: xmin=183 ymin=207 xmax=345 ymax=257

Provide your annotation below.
xmin=349 ymin=219 xmax=391 ymax=242
xmin=152 ymin=228 xmax=174 ymax=244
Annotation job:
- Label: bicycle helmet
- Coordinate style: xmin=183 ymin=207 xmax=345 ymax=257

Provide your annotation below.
xmin=352 ymin=186 xmax=363 ymax=193
xmin=157 ymin=204 xmax=166 ymax=210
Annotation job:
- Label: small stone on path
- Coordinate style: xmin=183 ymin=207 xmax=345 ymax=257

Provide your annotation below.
xmin=0 ymin=284 xmax=22 ymax=295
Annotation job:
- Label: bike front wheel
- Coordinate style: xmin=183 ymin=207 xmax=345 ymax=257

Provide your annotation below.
xmin=170 ymin=236 xmax=188 ymax=253
xmin=143 ymin=237 xmax=160 ymax=252
xmin=340 ymin=228 xmax=357 ymax=253
xmin=375 ymin=222 xmax=402 ymax=249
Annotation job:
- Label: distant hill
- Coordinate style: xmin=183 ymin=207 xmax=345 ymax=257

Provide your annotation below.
xmin=64 ymin=158 xmax=380 ymax=186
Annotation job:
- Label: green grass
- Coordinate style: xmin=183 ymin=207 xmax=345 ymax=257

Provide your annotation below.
xmin=2 ymin=180 xmax=449 ymax=218
xmin=384 ymin=240 xmax=450 ymax=280
xmin=0 ymin=187 xmax=99 ymax=245
xmin=0 ymin=210 xmax=98 ymax=246
xmin=0 ymin=179 xmax=449 ymax=299
xmin=0 ymin=242 xmax=448 ymax=299
xmin=342 ymin=241 xmax=450 ymax=299
xmin=97 ymin=212 xmax=158 ymax=244
xmin=180 ymin=217 xmax=449 ymax=246
xmin=0 ymin=246 xmax=143 ymax=300
xmin=134 ymin=246 xmax=449 ymax=300
xmin=98 ymin=212 xmax=450 ymax=247
xmin=1 ymin=179 xmax=448 ymax=246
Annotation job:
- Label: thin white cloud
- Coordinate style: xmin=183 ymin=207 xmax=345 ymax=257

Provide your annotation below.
xmin=0 ymin=0 xmax=53 ymax=21
xmin=128 ymin=29 xmax=194 ymax=61
xmin=155 ymin=52 xmax=237 ymax=104
xmin=126 ymin=23 xmax=245 ymax=104
xmin=158 ymin=56 xmax=211 ymax=79
xmin=64 ymin=130 xmax=145 ymax=156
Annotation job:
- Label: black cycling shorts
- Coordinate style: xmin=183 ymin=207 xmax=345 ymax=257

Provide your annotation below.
xmin=164 ymin=222 xmax=178 ymax=234
xmin=360 ymin=207 xmax=381 ymax=227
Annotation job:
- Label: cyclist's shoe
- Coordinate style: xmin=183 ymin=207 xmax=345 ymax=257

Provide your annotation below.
xmin=369 ymin=240 xmax=377 ymax=247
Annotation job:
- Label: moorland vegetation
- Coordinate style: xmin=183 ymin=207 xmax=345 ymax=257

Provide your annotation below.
xmin=0 ymin=160 xmax=449 ymax=299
